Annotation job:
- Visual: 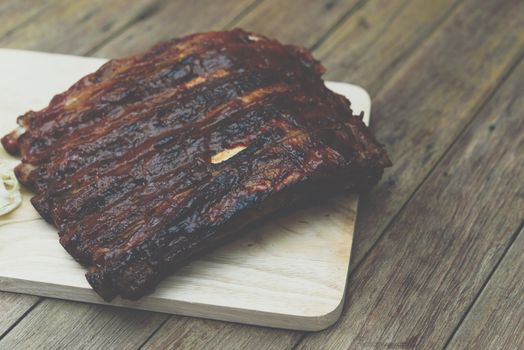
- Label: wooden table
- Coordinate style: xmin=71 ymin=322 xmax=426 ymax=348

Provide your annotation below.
xmin=0 ymin=0 xmax=522 ymax=349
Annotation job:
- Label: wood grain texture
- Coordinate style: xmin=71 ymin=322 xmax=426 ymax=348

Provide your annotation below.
xmin=0 ymin=0 xmax=158 ymax=54
xmin=0 ymin=0 xmax=54 ymax=36
xmin=0 ymin=292 xmax=38 ymax=337
xmin=233 ymin=0 xmax=360 ymax=48
xmin=0 ymin=299 xmax=168 ymax=350
xmin=95 ymin=0 xmax=258 ymax=57
xmin=447 ymin=226 xmax=524 ymax=350
xmin=316 ymin=0 xmax=460 ymax=94
xmin=296 ymin=42 xmax=524 ymax=350
xmin=343 ymin=0 xmax=524 ymax=275
xmin=142 ymin=316 xmax=301 ymax=350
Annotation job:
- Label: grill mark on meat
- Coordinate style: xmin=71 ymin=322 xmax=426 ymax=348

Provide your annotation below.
xmin=60 ymin=123 xmax=352 ymax=266
xmin=20 ymin=68 xmax=294 ymax=191
xmin=2 ymin=29 xmax=391 ymax=300
xmin=16 ymin=66 xmax=232 ymax=187
xmin=36 ymin=82 xmax=329 ymax=204
xmin=85 ymin=133 xmax=351 ymax=299
xmin=18 ymin=46 xmax=324 ymax=190
xmin=16 ymin=37 xmax=316 ymax=164
xmin=49 ymin=91 xmax=348 ymax=226
xmin=78 ymin=129 xmax=340 ymax=268
xmin=2 ymin=33 xmax=234 ymax=153
xmin=55 ymin=94 xmax=356 ymax=264
xmin=29 ymin=83 xmax=294 ymax=221
xmin=17 ymin=32 xmax=226 ymax=129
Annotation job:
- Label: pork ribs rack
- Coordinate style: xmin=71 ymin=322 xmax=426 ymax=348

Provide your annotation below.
xmin=2 ymin=29 xmax=391 ymax=301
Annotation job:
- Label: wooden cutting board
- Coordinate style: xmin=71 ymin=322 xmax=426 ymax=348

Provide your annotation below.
xmin=0 ymin=49 xmax=371 ymax=331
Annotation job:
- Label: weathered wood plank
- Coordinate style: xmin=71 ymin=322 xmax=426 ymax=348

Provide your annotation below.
xmin=0 ymin=0 xmax=54 ymax=36
xmin=142 ymin=317 xmax=300 ymax=350
xmin=315 ymin=0 xmax=460 ymax=94
xmin=343 ymin=0 xmax=524 ymax=273
xmin=233 ymin=0 xmax=360 ymax=48
xmin=296 ymin=38 xmax=524 ymax=350
xmin=447 ymin=225 xmax=524 ymax=350
xmin=0 ymin=0 xmax=158 ymax=54
xmin=94 ymin=0 xmax=258 ymax=57
xmin=0 ymin=299 xmax=168 ymax=349
xmin=0 ymin=292 xmax=38 ymax=337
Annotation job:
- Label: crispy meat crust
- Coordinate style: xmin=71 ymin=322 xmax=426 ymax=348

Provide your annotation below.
xmin=2 ymin=29 xmax=391 ymax=300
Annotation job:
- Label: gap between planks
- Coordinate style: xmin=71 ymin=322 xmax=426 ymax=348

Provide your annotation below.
xmin=339 ymin=45 xmax=524 ymax=330
xmin=292 ymin=6 xmax=524 ymax=343
xmin=289 ymin=1 xmax=524 ymax=348
xmin=288 ymin=1 xmax=474 ymax=346
xmin=442 ymin=221 xmax=524 ymax=349
xmin=308 ymin=0 xmax=369 ymax=52
xmin=0 ymin=299 xmax=42 ymax=341
xmin=84 ymin=0 xmax=173 ymax=56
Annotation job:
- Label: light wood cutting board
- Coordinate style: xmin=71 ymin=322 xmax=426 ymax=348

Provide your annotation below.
xmin=0 ymin=49 xmax=371 ymax=331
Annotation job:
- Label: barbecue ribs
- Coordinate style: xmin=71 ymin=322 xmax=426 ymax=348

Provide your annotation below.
xmin=2 ymin=29 xmax=391 ymax=301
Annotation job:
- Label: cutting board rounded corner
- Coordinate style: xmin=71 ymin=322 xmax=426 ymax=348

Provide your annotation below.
xmin=297 ymin=292 xmax=347 ymax=331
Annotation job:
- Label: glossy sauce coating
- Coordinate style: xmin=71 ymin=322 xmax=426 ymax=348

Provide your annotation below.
xmin=2 ymin=29 xmax=391 ymax=301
